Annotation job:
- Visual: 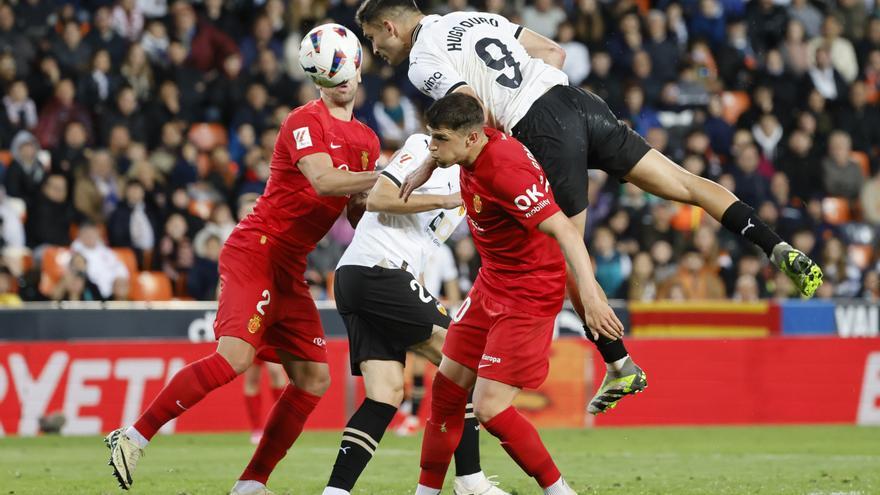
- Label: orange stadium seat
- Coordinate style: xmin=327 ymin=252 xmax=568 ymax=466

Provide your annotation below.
xmin=111 ymin=248 xmax=138 ymax=277
xmin=130 ymin=271 xmax=173 ymax=301
xmin=851 ymin=151 xmax=870 ymax=177
xmin=721 ymin=91 xmax=750 ymax=125
xmin=821 ymin=197 xmax=852 ymax=225
xmin=0 ymin=150 xmax=11 ymax=167
xmin=188 ymin=123 xmax=228 ymax=152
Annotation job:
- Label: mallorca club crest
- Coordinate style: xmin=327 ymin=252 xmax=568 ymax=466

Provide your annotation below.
xmin=247 ymin=314 xmax=262 ymax=334
xmin=473 ymin=194 xmax=482 ymax=213
xmin=361 ymin=151 xmax=370 ymax=168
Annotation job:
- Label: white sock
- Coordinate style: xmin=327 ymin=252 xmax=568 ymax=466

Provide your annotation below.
xmin=543 ymin=476 xmax=568 ymax=495
xmin=455 ymin=471 xmax=486 ymax=487
xmin=232 ymin=480 xmax=266 ymax=492
xmin=322 ymin=487 xmax=350 ymax=495
xmin=415 ymin=484 xmax=441 ymax=495
xmin=125 ymin=426 xmax=149 ymax=449
xmin=607 ymin=355 xmax=629 ymax=372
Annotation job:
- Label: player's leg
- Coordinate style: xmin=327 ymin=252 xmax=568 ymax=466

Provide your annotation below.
xmin=512 ymin=90 xmax=646 ymax=415
xmin=416 ymin=356 xmax=478 ymax=495
xmin=396 ymin=353 xmax=427 ymax=436
xmin=323 ymin=359 xmax=404 ymax=495
xmin=266 ymin=361 xmax=287 ymax=401
xmin=409 ymin=329 xmax=505 ymax=495
xmin=105 ymin=336 xmax=252 ymax=490
xmin=473 ymin=378 xmax=575 ymax=495
xmin=243 ymin=361 xmax=264 ymax=444
xmin=233 ymin=352 xmax=329 ymax=494
xmin=624 ymin=149 xmax=823 ymax=296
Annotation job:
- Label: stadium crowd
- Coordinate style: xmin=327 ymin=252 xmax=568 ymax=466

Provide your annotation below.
xmin=0 ymin=0 xmax=879 ymax=306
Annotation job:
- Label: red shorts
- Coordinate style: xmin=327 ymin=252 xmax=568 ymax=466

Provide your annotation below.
xmin=443 ymin=284 xmax=555 ymax=389
xmin=214 ymin=239 xmax=326 ymax=364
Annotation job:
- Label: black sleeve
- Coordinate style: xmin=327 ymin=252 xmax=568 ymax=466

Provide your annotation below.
xmin=584 ymin=90 xmax=652 ymax=172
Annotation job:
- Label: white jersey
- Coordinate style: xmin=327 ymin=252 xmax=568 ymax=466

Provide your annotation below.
xmin=408 ymin=12 xmax=569 ymax=133
xmin=337 ymin=134 xmax=466 ymax=280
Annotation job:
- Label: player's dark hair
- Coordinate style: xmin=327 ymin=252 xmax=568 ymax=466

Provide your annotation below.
xmin=356 ymin=0 xmax=420 ymax=26
xmin=425 ymin=93 xmax=484 ymax=132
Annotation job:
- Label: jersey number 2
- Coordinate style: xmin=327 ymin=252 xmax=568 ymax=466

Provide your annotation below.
xmin=475 ymin=38 xmax=523 ymax=89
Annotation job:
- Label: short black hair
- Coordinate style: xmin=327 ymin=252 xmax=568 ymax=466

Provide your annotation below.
xmin=425 ymin=93 xmax=484 ymax=132
xmin=356 ymin=0 xmax=420 ymax=26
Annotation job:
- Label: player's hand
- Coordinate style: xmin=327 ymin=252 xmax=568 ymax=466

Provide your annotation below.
xmin=400 ymin=157 xmax=437 ymax=202
xmin=582 ymin=298 xmax=624 ymax=340
xmin=441 ymin=193 xmax=462 ymax=210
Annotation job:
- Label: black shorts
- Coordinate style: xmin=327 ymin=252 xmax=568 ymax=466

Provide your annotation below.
xmin=334 ymin=265 xmax=452 ymax=376
xmin=511 ymin=85 xmax=652 ymax=217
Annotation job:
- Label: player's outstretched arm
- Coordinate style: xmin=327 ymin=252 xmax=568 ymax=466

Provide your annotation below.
xmin=368 ymin=175 xmax=460 ymax=213
xmin=298 ymin=152 xmax=379 ymax=196
xmin=538 ymin=211 xmax=624 ymax=340
xmin=518 ymin=28 xmax=566 ymax=70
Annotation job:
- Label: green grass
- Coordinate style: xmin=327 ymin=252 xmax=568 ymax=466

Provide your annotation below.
xmin=1 ymin=426 xmax=879 ymax=494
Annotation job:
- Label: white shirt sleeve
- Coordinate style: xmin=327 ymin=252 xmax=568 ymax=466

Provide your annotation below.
xmin=380 ymin=134 xmax=431 ymax=186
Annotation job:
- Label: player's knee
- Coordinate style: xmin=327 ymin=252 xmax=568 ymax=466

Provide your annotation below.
xmin=298 ymin=370 xmax=331 ymax=396
xmin=218 ymin=352 xmax=253 ymax=375
xmin=367 ymin=381 xmax=404 ymax=407
xmin=471 ymin=395 xmax=507 ymax=424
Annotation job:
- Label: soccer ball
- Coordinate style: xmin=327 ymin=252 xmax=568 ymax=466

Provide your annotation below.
xmin=299 ymin=23 xmax=362 ymax=88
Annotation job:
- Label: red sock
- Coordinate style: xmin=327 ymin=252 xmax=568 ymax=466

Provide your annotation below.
xmin=244 ymin=393 xmax=262 ymax=431
xmin=270 ymin=386 xmax=284 ymax=402
xmin=418 ymin=373 xmax=469 ymax=489
xmin=133 ymin=352 xmax=237 ymax=440
xmin=239 ymin=385 xmax=321 ymax=484
xmin=483 ymin=406 xmax=561 ymax=488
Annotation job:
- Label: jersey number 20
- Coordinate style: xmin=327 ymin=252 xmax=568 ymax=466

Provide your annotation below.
xmin=475 ymin=38 xmax=522 ymax=89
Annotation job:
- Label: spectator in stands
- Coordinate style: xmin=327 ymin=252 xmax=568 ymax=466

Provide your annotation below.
xmin=26 ymin=174 xmax=74 ymax=249
xmin=607 ymin=13 xmax=643 ymax=75
xmin=733 ymin=144 xmax=771 ymax=207
xmin=733 ymin=274 xmax=760 ymax=301
xmin=78 ymin=50 xmax=122 ymax=118
xmin=752 ymin=113 xmax=784 ymax=161
xmin=5 ymin=130 xmax=45 ymax=207
xmin=252 ymin=49 xmax=298 ymax=109
xmin=121 ymin=44 xmax=155 ymax=103
xmin=805 ymin=46 xmax=848 ymax=104
xmin=644 ymin=10 xmax=678 ymax=84
xmin=781 ymin=20 xmax=811 ymax=77
xmin=627 ymin=252 xmax=657 ymax=301
xmin=821 ymin=236 xmax=862 ymax=297
xmin=85 ymin=7 xmax=126 ymax=66
xmin=102 ymin=86 xmax=147 ymax=146
xmin=0 ymin=185 xmax=25 ymax=249
xmin=0 ymin=266 xmax=22 ymax=307
xmin=858 ymin=18 xmax=880 ymax=67
xmin=0 ymin=3 xmax=36 ymax=79
xmin=204 ymin=53 xmax=247 ymax=123
xmin=141 ymin=20 xmax=170 ymax=68
xmin=630 ymin=51 xmax=664 ymax=108
xmin=202 ymin=0 xmax=243 ymax=41
xmin=777 ymin=129 xmax=822 ymax=203
xmin=108 ymin=180 xmax=159 ymax=264
xmin=860 ymin=170 xmax=880 ymax=224
xmin=144 ymin=81 xmax=187 ymax=148
xmin=691 ymin=0 xmax=727 ymax=50
xmin=51 ymin=253 xmax=100 ymax=302
xmin=171 ymin=1 xmax=239 ymax=74
xmin=861 ymin=270 xmax=879 ymax=301
xmin=809 ymin=16 xmax=859 ymax=83
xmin=70 ymin=222 xmax=130 ymax=299
xmin=584 ymin=50 xmax=623 ymax=112
xmin=521 ymin=0 xmax=565 ymax=39
xmin=373 ymin=84 xmax=420 ymax=149
xmin=622 ymin=85 xmax=661 ymax=138
xmin=34 ymin=79 xmax=92 ymax=150
xmin=51 ymin=20 xmax=92 ymax=78
xmin=592 ymin=225 xmax=631 ymax=299
xmin=572 ymin=0 xmax=604 ymax=47
xmin=640 ymin=201 xmax=685 ymax=256
xmin=787 ymin=0 xmax=821 ymax=39
xmin=746 ymin=0 xmax=787 ymax=55
xmin=113 ymin=0 xmax=145 ymax=42
xmin=187 ymin=231 xmax=220 ymax=300
xmin=3 ymin=80 xmax=38 ymax=135
xmin=160 ymin=41 xmax=205 ymax=119
xmin=51 ymin=121 xmax=89 ymax=179
xmin=158 ymin=212 xmax=193 ymax=289
xmin=557 ymin=21 xmax=590 ymax=86
xmin=836 ymin=81 xmax=880 ymax=162
xmin=757 ymin=50 xmax=799 ymax=114
xmin=660 ymin=249 xmax=726 ymax=300
xmin=74 ymin=149 xmax=120 ymax=224
xmin=239 ymin=14 xmax=283 ymax=71
xmin=821 ymin=131 xmax=863 ymax=199
xmin=232 ymin=83 xmax=273 ymax=136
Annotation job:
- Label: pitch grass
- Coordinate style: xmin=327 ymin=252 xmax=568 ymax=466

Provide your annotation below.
xmin=1 ymin=425 xmax=879 ymax=494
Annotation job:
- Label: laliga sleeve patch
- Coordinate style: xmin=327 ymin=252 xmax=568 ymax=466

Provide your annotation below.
xmin=293 ymin=127 xmax=313 ymax=150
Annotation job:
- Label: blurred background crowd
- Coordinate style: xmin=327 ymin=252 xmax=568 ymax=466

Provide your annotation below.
xmin=0 ymin=0 xmax=879 ymax=307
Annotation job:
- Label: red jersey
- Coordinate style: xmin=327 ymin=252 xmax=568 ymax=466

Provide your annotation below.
xmin=227 ymin=99 xmax=379 ymax=266
xmin=459 ymin=128 xmax=566 ymax=316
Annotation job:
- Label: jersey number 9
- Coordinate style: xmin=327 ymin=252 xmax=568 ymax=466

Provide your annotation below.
xmin=475 ymin=38 xmax=523 ymax=89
